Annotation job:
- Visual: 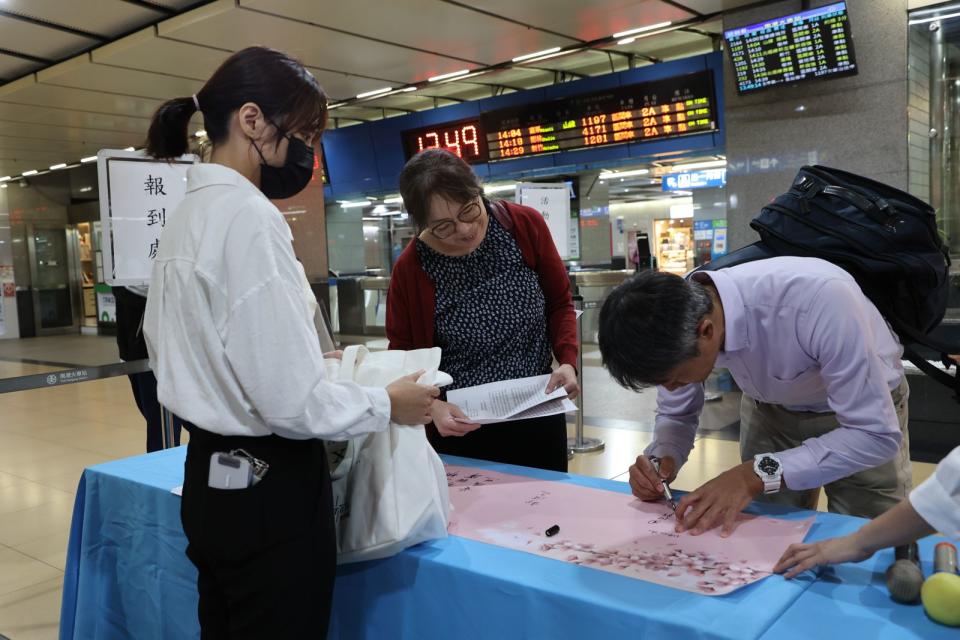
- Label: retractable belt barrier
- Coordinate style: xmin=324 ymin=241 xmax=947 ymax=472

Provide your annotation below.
xmin=0 ymin=359 xmax=180 ymax=449
xmin=0 ymin=359 xmax=151 ymax=395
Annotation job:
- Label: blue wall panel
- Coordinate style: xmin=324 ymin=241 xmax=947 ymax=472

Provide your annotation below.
xmin=417 ymin=101 xmax=482 ymax=126
xmin=543 ymin=73 xmax=621 ymax=100
xmin=477 ymin=87 xmax=549 ymax=113
xmin=322 ymin=52 xmax=724 ymax=197
xmin=368 ymin=116 xmax=414 ymax=193
xmin=322 ymin=124 xmax=382 ymax=198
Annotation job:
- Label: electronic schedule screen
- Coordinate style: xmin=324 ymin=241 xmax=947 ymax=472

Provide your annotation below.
xmin=724 ymin=2 xmax=857 ymax=94
xmin=400 ymin=70 xmax=718 ymax=164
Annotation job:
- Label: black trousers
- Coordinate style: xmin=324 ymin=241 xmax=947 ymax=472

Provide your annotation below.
xmin=431 ymin=413 xmax=568 ymax=472
xmin=181 ymin=425 xmax=336 ymax=640
xmin=127 ymin=371 xmax=183 ymax=452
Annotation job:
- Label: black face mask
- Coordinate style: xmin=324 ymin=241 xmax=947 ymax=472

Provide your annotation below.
xmin=252 ymin=133 xmax=315 ymax=200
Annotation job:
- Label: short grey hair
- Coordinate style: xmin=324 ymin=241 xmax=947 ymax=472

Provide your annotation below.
xmin=598 ymin=271 xmax=715 ymax=390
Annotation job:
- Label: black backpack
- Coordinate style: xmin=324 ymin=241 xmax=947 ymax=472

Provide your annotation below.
xmin=698 ymin=165 xmax=958 ymax=398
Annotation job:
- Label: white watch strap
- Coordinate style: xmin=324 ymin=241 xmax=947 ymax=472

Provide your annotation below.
xmin=762 ymin=477 xmax=780 ymax=494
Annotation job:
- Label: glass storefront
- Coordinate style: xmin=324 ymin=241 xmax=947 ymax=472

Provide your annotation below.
xmin=909 ymin=3 xmax=960 ymax=257
xmin=909 ymin=3 xmax=960 ymax=319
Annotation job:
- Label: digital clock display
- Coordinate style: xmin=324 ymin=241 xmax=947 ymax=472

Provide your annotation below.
xmin=400 ymin=118 xmax=487 ymax=164
xmin=399 ymin=71 xmax=717 ymax=164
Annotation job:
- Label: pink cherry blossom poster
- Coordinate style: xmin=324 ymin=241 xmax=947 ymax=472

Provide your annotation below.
xmin=446 ymin=465 xmax=813 ymax=596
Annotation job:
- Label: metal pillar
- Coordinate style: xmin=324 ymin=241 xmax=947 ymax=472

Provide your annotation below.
xmin=567 ymin=295 xmax=604 ymax=454
xmin=161 ymin=405 xmax=176 ymax=450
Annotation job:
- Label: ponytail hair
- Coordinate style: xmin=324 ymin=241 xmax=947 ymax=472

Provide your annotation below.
xmin=146 ymin=96 xmax=197 ymax=159
xmin=145 ymin=46 xmax=327 ymax=161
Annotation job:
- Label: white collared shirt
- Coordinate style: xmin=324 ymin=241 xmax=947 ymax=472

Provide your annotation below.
xmin=910 ymin=446 xmax=960 ymax=539
xmin=143 ymin=163 xmax=390 ymax=440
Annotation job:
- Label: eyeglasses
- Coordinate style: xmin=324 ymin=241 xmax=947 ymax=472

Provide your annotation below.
xmin=426 ymin=199 xmax=483 ymax=239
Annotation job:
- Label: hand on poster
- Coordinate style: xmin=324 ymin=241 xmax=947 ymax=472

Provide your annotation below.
xmin=546 ymin=364 xmax=579 ymax=400
xmin=675 ymin=461 xmax=764 ymax=537
xmin=433 ymin=400 xmax=481 ymax=437
xmin=773 ymin=534 xmax=872 ymax=579
xmin=629 ymin=455 xmax=677 ymax=501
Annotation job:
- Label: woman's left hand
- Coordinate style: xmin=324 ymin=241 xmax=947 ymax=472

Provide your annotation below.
xmin=546 ymin=364 xmax=579 ymax=400
xmin=323 ymin=350 xmax=343 ymax=360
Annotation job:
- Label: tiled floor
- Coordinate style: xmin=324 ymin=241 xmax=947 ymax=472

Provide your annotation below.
xmin=0 ymin=364 xmax=150 ymax=640
xmin=0 ymin=335 xmax=939 ymax=639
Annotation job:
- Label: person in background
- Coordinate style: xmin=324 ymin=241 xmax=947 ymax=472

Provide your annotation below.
xmin=142 ymin=46 xmax=438 ymax=638
xmin=113 ymin=284 xmax=182 ymax=452
xmin=387 ymin=149 xmax=578 ymax=472
xmin=776 ymin=445 xmax=959 ymax=577
xmin=599 ymin=261 xmax=910 ymax=536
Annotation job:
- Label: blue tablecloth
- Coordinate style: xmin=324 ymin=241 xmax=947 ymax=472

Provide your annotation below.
xmin=761 ymin=538 xmax=956 ymax=639
xmin=60 ymin=448 xmax=953 ymax=639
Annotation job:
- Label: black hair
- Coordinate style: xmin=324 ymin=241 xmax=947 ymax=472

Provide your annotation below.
xmin=598 ymin=270 xmax=714 ymax=390
xmin=146 ymin=46 xmax=327 ymax=159
xmin=397 ymin=149 xmax=483 ymax=229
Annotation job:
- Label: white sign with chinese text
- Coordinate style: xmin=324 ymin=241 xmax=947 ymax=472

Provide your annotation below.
xmin=516 ymin=183 xmax=574 ymax=260
xmin=97 ymin=149 xmax=197 ymax=286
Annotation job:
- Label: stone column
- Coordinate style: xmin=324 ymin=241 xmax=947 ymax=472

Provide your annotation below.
xmin=723 ymin=0 xmax=909 ymax=251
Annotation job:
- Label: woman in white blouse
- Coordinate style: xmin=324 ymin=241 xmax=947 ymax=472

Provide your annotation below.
xmin=775 ymin=445 xmax=960 ymax=576
xmin=142 ymin=46 xmax=438 ymax=638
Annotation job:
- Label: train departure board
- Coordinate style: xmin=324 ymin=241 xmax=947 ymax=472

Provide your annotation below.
xmin=482 ymin=71 xmax=716 ymax=161
xmin=399 ymin=70 xmax=717 ymax=164
xmin=724 ymin=2 xmax=857 ymax=94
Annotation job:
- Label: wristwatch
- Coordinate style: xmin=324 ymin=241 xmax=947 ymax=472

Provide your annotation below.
xmin=753 ymin=453 xmax=783 ymax=495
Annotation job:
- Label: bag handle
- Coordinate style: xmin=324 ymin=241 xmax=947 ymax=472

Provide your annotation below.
xmin=820 ymin=185 xmax=896 ymax=226
xmin=337 ymin=345 xmax=369 ymax=382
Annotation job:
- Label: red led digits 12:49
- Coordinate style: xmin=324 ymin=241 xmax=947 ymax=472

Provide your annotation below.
xmin=413 ymin=123 xmax=482 ymax=161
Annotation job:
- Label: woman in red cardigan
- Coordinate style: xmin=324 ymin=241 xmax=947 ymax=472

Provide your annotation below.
xmin=387 ymin=149 xmax=578 ymax=472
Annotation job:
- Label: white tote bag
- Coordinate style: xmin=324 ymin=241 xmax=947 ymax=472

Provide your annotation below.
xmin=324 ymin=345 xmax=451 ymax=564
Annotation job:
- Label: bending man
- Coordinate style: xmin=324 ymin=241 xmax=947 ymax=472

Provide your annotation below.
xmin=599 ymin=257 xmax=910 ymax=536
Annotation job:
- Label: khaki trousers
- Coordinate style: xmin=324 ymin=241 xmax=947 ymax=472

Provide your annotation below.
xmin=739 ymin=377 xmax=912 ymax=519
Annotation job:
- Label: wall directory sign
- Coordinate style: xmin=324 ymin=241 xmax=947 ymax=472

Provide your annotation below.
xmin=662 ymin=168 xmax=727 ymax=191
xmin=400 ymin=71 xmax=718 ymax=164
xmin=97 ymin=150 xmax=197 ymax=286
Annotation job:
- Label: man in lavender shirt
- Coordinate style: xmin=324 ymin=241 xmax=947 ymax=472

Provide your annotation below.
xmin=598 ymin=257 xmax=910 ymax=537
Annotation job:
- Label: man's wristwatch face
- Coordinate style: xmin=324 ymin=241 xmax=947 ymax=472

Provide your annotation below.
xmin=757 ymin=456 xmax=780 ymax=476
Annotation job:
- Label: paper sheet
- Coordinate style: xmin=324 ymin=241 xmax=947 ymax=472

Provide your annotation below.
xmin=447 ymin=374 xmax=576 ymax=424
xmin=446 ymin=465 xmax=813 ymax=596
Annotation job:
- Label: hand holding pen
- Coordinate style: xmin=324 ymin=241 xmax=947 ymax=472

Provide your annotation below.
xmin=628 ymin=454 xmax=678 ymax=509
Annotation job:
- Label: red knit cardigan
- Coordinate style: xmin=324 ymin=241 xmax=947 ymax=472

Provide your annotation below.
xmin=386 ymin=199 xmax=578 ymax=370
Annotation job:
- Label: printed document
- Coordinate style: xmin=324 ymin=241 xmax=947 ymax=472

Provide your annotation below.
xmin=448 ymin=374 xmax=577 ymax=425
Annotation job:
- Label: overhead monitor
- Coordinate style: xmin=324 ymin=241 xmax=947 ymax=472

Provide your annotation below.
xmin=724 ymin=2 xmax=857 ymax=94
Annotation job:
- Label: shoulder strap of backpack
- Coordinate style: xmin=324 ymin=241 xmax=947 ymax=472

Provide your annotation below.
xmin=886 ymin=315 xmax=960 ymax=400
